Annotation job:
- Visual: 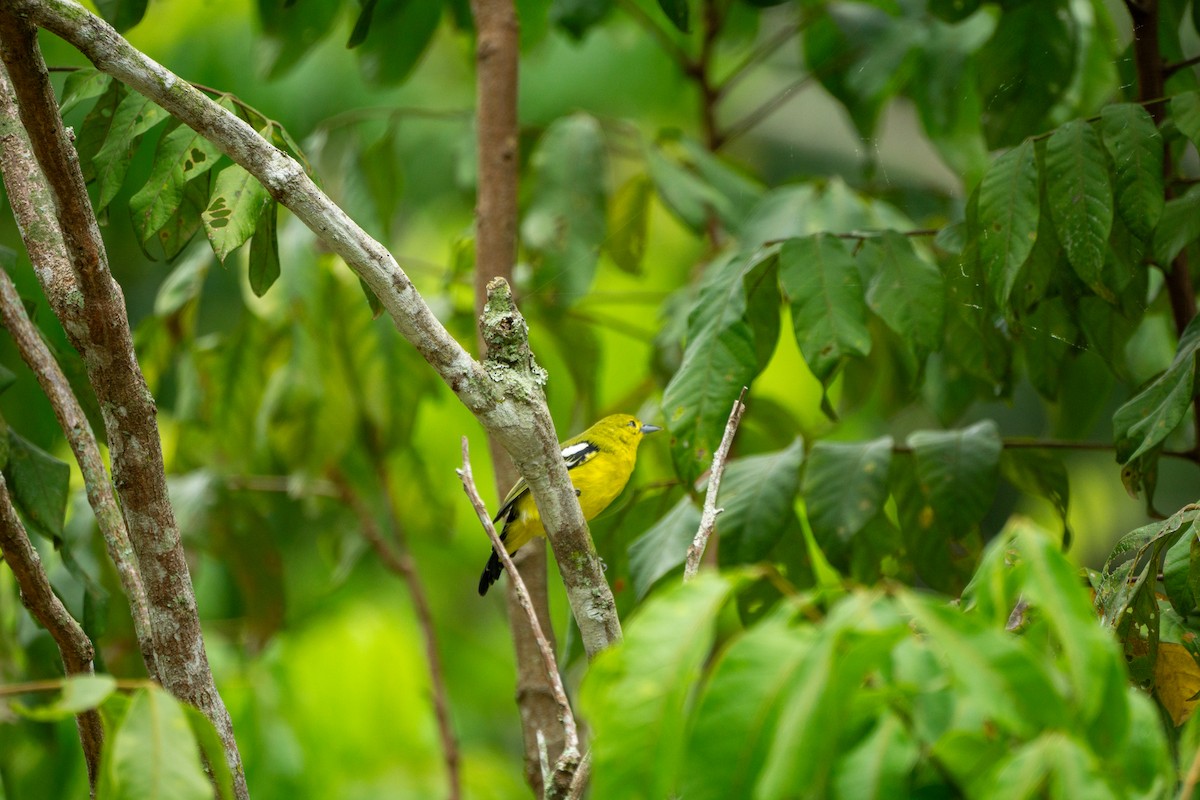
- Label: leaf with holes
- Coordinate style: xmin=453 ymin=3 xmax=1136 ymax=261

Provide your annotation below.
xmin=93 ymin=91 xmax=169 ymax=210
xmin=202 ymin=164 xmax=271 ymax=263
xmin=130 ymin=122 xmax=223 ymax=245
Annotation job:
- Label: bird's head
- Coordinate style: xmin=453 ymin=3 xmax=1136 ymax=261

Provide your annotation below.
xmin=590 ymin=413 xmax=662 ymax=450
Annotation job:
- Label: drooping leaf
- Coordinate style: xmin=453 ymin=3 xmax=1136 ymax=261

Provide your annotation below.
xmin=803 ymin=436 xmax=893 ymax=559
xmin=350 ymin=0 xmax=444 ymax=85
xmin=93 ymin=90 xmax=169 ymax=210
xmin=521 ymin=113 xmax=607 ymax=305
xmin=778 ymin=234 xmax=871 ymax=387
xmin=202 ymin=163 xmax=272 ymax=263
xmin=130 ymin=122 xmax=224 ymax=246
xmin=1099 ymin=103 xmax=1164 ymax=241
xmin=713 ymin=439 xmax=804 ymax=565
xmin=550 ymin=0 xmax=615 ymax=38
xmin=93 ymin=0 xmax=149 ymax=32
xmin=12 ymin=675 xmax=117 ymax=722
xmin=655 ymin=0 xmax=689 ymax=32
xmin=1113 ymin=314 xmax=1200 ymax=464
xmin=1171 ymin=91 xmax=1200 ymax=150
xmin=4 ymin=430 xmax=71 ymax=541
xmin=977 ymin=139 xmax=1039 ymax=309
xmin=906 ymin=420 xmax=1002 ymax=536
xmin=627 ymin=495 xmax=701 ymax=598
xmin=257 ymin=0 xmax=342 ymax=78
xmin=248 ymin=201 xmax=281 ymax=297
xmin=1000 ymin=449 xmax=1070 ymax=544
xmin=59 ymin=69 xmax=113 ymax=116
xmin=607 ymin=173 xmax=651 ymax=274
xmin=181 ymin=705 xmax=236 ymax=800
xmin=859 ymin=232 xmax=945 ymax=358
xmin=1153 ymin=185 xmax=1200 ymax=266
xmin=155 ymin=174 xmax=211 ymax=260
xmin=1043 ymin=121 xmax=1113 ymax=298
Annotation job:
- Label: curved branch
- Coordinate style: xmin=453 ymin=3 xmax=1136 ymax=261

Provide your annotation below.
xmin=8 ymin=0 xmax=622 ymax=657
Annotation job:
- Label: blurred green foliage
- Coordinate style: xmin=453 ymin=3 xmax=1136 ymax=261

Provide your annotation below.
xmin=6 ymin=0 xmax=1200 ymax=797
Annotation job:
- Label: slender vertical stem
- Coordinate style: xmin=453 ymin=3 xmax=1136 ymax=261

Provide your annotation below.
xmin=0 ymin=476 xmax=103 ymax=793
xmin=470 ymin=0 xmax=565 ymax=791
xmin=684 ymin=388 xmax=747 ymax=580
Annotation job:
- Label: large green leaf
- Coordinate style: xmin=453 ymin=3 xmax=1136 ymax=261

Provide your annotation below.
xmin=1043 ymin=121 xmax=1113 ymax=297
xmin=1152 ymin=184 xmax=1200 ymax=266
xmin=681 ymin=614 xmax=814 ymax=800
xmin=94 ymin=0 xmax=148 ymax=31
xmin=627 ymin=495 xmax=701 ymax=598
xmin=93 ymin=90 xmax=169 ymax=210
xmin=803 ymin=436 xmax=893 ymax=559
xmin=999 ymin=449 xmax=1070 ymax=542
xmin=1171 ymin=91 xmax=1200 ymax=150
xmin=859 ymin=232 xmax=945 ymax=358
xmin=59 ymin=69 xmax=113 ymax=116
xmin=75 ymin=81 xmax=125 ymax=184
xmin=248 ymin=201 xmax=281 ymax=297
xmin=655 ymin=0 xmax=688 ymax=32
xmin=348 ymin=0 xmax=444 ymax=85
xmin=583 ymin=575 xmax=733 ymax=800
xmin=130 ymin=122 xmax=223 ymax=245
xmin=101 ymin=687 xmax=210 ymax=800
xmin=4 ymin=430 xmax=71 ymax=541
xmin=12 ymin=675 xmax=117 ymax=722
xmin=977 ymin=139 xmax=1039 ymax=309
xmin=1099 ymin=103 xmax=1163 ymax=241
xmin=521 ymin=113 xmax=607 ymax=305
xmin=256 ymin=0 xmax=342 ymax=79
xmin=779 ymin=234 xmax=871 ymax=386
xmin=830 ymin=713 xmax=919 ymax=799
xmin=713 ymin=439 xmax=804 ymax=564
xmin=550 ymin=0 xmax=614 ymax=38
xmin=662 ymin=252 xmax=775 ymax=485
xmin=202 ymin=163 xmax=272 ymax=263
xmin=606 ymin=172 xmax=651 ymax=274
xmin=906 ymin=420 xmax=1002 ymax=535
xmin=1113 ymin=314 xmax=1200 ymax=464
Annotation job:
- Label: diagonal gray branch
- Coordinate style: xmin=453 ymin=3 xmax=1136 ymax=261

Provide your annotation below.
xmin=0 ymin=12 xmax=247 ymax=798
xmin=5 ymin=0 xmax=623 ymax=657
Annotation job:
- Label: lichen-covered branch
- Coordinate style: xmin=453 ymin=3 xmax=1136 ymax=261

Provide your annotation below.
xmin=0 ymin=261 xmax=155 ymax=680
xmin=5 ymin=0 xmax=623 ymax=657
xmin=0 ymin=14 xmax=246 ymax=797
xmin=456 ymin=439 xmax=581 ymax=797
xmin=0 ymin=475 xmax=103 ymax=791
xmin=684 ymin=388 xmax=747 ymax=580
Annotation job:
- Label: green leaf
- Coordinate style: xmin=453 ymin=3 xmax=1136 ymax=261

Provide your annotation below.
xmin=155 ymin=174 xmax=210 ymax=260
xmin=130 ymin=122 xmax=224 ymax=245
xmin=779 ymin=234 xmax=871 ymax=387
xmin=248 ymin=201 xmax=281 ymax=297
xmin=662 ymin=252 xmax=770 ymax=485
xmin=0 ymin=363 xmax=15 ymax=397
xmin=803 ymin=436 xmax=893 ymax=559
xmin=181 ymin=705 xmax=235 ymax=800
xmin=1000 ymin=449 xmax=1070 ymax=542
xmin=830 ymin=714 xmax=919 ymax=800
xmin=521 ymin=113 xmax=607 ymax=305
xmin=154 ymin=249 xmax=211 ymax=318
xmin=1171 ymin=91 xmax=1200 ymax=150
xmin=103 ymin=687 xmax=211 ymax=800
xmin=94 ymin=0 xmax=148 ymax=31
xmin=859 ymin=232 xmax=945 ymax=358
xmin=94 ymin=90 xmax=169 ymax=211
xmin=1162 ymin=528 xmax=1197 ymax=616
xmin=59 ymin=69 xmax=113 ymax=116
xmin=645 ymin=139 xmax=732 ymax=234
xmin=977 ymin=139 xmax=1039 ymax=309
xmin=1113 ymin=314 xmax=1200 ymax=464
xmin=714 ymin=439 xmax=804 ymax=564
xmin=606 ymin=173 xmax=651 ymax=274
xmin=358 ymin=128 xmax=401 ymax=234
xmin=929 ymin=0 xmax=981 ymax=23
xmin=75 ymin=81 xmax=125 ymax=184
xmin=257 ymin=0 xmax=341 ymax=79
xmin=202 ymin=163 xmax=272 ymax=263
xmin=627 ymin=495 xmax=701 ymax=598
xmin=907 ymin=420 xmax=1002 ymax=535
xmin=1099 ymin=103 xmax=1164 ymax=241
xmin=681 ymin=614 xmax=814 ymax=800
xmin=1043 ymin=121 xmax=1113 ymax=298
xmin=550 ymin=0 xmax=614 ymax=38
xmin=13 ymin=675 xmax=117 ymax=721
xmin=977 ymin=2 xmax=1075 ymax=147
xmin=1153 ymin=184 xmax=1200 ymax=266
xmin=656 ymin=0 xmax=689 ymax=32
xmin=350 ymin=0 xmax=443 ymax=85
xmin=584 ymin=574 xmax=733 ymax=800
xmin=4 ymin=430 xmax=71 ymax=541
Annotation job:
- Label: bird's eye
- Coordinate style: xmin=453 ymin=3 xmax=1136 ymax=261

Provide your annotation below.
xmin=627 ymin=420 xmax=637 ymax=428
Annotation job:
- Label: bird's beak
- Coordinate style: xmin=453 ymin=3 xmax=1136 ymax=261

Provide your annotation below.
xmin=640 ymin=423 xmax=662 ymax=434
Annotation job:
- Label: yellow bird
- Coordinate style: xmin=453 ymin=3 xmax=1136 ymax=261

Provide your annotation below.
xmin=478 ymin=414 xmax=661 ymax=595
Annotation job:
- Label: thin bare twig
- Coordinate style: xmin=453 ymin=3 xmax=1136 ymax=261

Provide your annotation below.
xmin=330 ymin=470 xmax=461 ymax=800
xmin=685 ymin=388 xmax=748 ymax=580
xmin=0 ymin=678 xmax=153 ymax=697
xmin=715 ymin=75 xmax=814 ymax=149
xmin=715 ymin=16 xmax=806 ymax=100
xmin=613 ymin=0 xmax=692 ymax=71
xmin=1166 ymin=52 xmax=1200 ymax=77
xmin=0 ymin=475 xmax=103 ymax=790
xmin=456 ymin=438 xmax=581 ymax=790
xmin=0 ymin=266 xmax=156 ymax=680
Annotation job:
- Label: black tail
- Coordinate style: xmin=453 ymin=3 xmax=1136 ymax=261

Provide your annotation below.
xmin=478 ymin=547 xmax=504 ymax=596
